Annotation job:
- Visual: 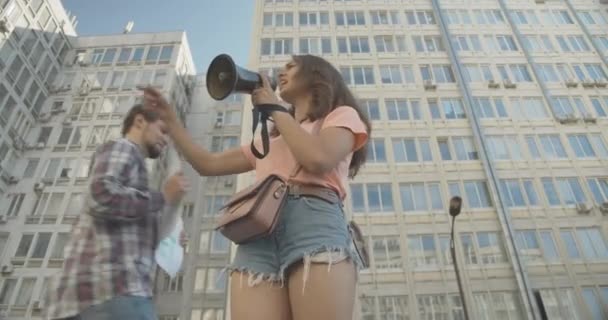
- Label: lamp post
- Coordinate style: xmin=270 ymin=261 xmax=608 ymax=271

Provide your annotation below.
xmin=449 ymin=196 xmax=470 ymax=320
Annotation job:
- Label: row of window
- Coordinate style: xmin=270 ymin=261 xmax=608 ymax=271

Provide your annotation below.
xmin=360 ymin=292 xmax=522 ymax=320
xmin=262 ymin=32 xmax=599 ymax=58
xmin=367 ymin=131 xmax=608 ymax=165
xmin=0 ymin=275 xmax=47 ymax=308
xmin=3 ymin=189 xmax=84 ymax=219
xmin=360 ymin=95 xmax=608 ymax=122
xmin=516 ymin=228 xmax=608 ymax=265
xmin=262 ymin=7 xmax=608 ymax=28
xmin=363 ymin=227 xmax=606 ymax=274
xmin=262 ymin=10 xmax=437 ymax=27
xmin=73 ymin=45 xmax=175 ymax=68
xmin=3 ymin=231 xmax=68 ymax=264
xmin=0 ymin=42 xmax=55 ymax=116
xmin=59 ymin=68 xmax=170 ymax=92
xmin=349 ymin=176 xmax=608 ymax=214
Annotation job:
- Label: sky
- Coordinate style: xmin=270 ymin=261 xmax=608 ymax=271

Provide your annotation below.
xmin=61 ymin=0 xmax=255 ymax=73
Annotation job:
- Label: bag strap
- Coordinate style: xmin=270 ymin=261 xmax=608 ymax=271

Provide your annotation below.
xmin=250 ymin=104 xmax=289 ymax=159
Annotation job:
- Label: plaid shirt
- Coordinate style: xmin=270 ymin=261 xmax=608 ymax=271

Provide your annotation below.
xmin=46 ymin=138 xmax=166 ymax=319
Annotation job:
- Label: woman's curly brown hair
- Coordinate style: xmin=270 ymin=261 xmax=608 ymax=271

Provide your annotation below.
xmin=271 ymin=55 xmax=372 ymax=178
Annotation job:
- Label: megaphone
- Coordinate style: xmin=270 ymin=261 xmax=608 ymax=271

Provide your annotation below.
xmin=206 ymin=54 xmax=277 ymax=101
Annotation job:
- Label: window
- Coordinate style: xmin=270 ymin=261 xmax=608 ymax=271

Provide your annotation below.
xmin=537 ymin=135 xmax=567 ymax=159
xmin=450 ymin=35 xmax=474 ymax=53
xmin=510 ymin=98 xmax=548 ymax=120
xmin=589 ymin=97 xmax=607 ymax=118
xmin=198 ymin=231 xmax=210 ymax=254
xmin=101 ymin=48 xmax=116 ymax=65
xmin=461 ymin=181 xmax=492 ymax=208
xmin=30 ymin=233 xmax=51 ymax=259
xmin=476 ymin=232 xmax=506 ymax=264
xmin=587 ymin=177 xmax=608 ymax=204
xmin=473 ymin=292 xmax=523 ymax=319
xmin=146 ymin=46 xmax=161 ymax=63
xmin=453 ymin=137 xmax=478 ymax=160
xmin=405 ymin=10 xmax=435 ymax=25
xmin=420 ymin=65 xmax=456 ymax=83
xmin=392 ymin=138 xmax=420 ymax=162
xmin=430 ymin=98 xmax=465 ymax=120
xmin=504 ymin=179 xmax=539 ymax=207
xmin=210 ymin=232 xmax=229 ymax=253
xmin=4 ymin=193 xmax=25 ymax=217
xmin=131 ymin=47 xmax=144 ymax=63
xmin=270 ymin=38 xmax=292 ymax=55
xmin=516 ymin=230 xmax=559 ymax=263
xmin=123 ymin=71 xmax=138 ymax=90
xmin=117 ymin=47 xmax=132 ymax=64
xmin=568 ymin=134 xmax=596 ymax=158
xmin=386 ymin=99 xmax=421 ymax=121
xmin=163 ymin=273 xmax=183 ymax=292
xmin=13 ymin=278 xmax=35 ymax=307
xmin=24 ymin=149 xmax=42 ymax=174
xmin=43 ymin=158 xmax=60 ymax=180
xmin=76 ymin=158 xmax=91 ymax=179
xmin=573 ymin=228 xmax=608 ymax=260
xmin=400 ymin=182 xmax=443 ymax=212
xmin=372 ymin=236 xmax=402 ymax=269
xmin=367 ymin=138 xmax=386 ymax=163
xmin=370 ymin=10 xmax=400 ymax=25
xmin=360 ymin=99 xmax=380 ymax=120
xmin=336 ymin=36 xmax=370 ymax=54
xmin=299 ymin=11 xmax=328 ymax=26
xmin=273 ymin=12 xmax=293 ymax=26
xmin=14 ymin=234 xmax=34 ymax=258
xmin=299 ymin=37 xmax=331 ymax=55
xmin=0 ymin=278 xmax=17 ymax=305
xmin=65 ymin=193 xmax=83 ymax=217
xmin=150 ymin=70 xmax=166 ymax=87
xmin=413 ymin=35 xmax=445 ymax=53
xmin=340 ymin=66 xmax=375 ymax=85
xmin=50 ymin=233 xmax=69 ymax=259
xmin=378 ymin=295 xmax=408 ymax=320
xmin=487 ymin=136 xmax=523 ymax=160
xmin=541 ymin=177 xmax=586 ymax=206
xmin=582 ymin=287 xmax=606 ymax=320
xmin=408 ymin=234 xmax=439 ymax=268
xmin=88 ymin=126 xmax=106 ymax=147
xmin=374 ymin=35 xmax=407 ymax=53
xmin=159 ymin=46 xmax=173 ymax=62
xmin=350 ymin=183 xmax=394 ymax=213
xmin=418 ymin=294 xmax=464 ymax=319
xmin=206 ymin=268 xmax=227 ymax=292
xmin=335 ymin=11 xmax=366 ymax=26
xmin=537 ymin=288 xmax=581 ymax=320
xmin=104 ymin=126 xmax=121 ymax=142
xmin=472 ymin=98 xmax=508 ymax=119
xmin=379 ymin=65 xmax=402 ymax=84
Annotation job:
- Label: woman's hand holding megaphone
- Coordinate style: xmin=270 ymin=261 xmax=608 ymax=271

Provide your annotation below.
xmin=251 ymin=75 xmax=282 ymax=114
xmin=142 ymin=86 xmax=178 ymax=124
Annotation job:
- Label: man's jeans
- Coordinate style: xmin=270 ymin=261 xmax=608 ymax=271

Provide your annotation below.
xmin=61 ymin=296 xmax=157 ymax=320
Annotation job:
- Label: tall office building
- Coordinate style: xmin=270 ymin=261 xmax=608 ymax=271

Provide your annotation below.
xmin=0 ymin=1 xmax=219 ymax=319
xmin=248 ymin=0 xmax=608 ymax=319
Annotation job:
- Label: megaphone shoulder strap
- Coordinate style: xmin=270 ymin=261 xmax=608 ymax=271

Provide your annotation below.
xmin=250 ymin=104 xmax=289 ymax=159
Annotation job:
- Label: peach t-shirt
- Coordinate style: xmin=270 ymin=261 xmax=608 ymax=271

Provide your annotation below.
xmin=241 ymin=106 xmax=368 ymax=200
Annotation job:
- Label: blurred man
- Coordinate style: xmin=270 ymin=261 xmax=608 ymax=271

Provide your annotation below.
xmin=46 ymin=105 xmax=188 ymax=320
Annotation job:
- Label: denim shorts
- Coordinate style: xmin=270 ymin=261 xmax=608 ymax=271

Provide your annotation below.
xmin=228 ymin=195 xmax=361 ymax=286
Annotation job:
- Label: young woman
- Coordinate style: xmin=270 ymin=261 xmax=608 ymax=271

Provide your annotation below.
xmin=143 ymin=54 xmax=371 ymax=320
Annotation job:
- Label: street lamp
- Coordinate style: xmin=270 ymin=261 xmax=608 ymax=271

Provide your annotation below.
xmin=449 ymin=196 xmax=470 ymax=320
